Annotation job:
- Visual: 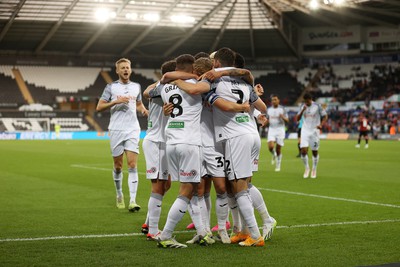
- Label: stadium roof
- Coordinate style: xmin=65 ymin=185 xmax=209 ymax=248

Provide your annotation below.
xmin=0 ymin=0 xmax=399 ymax=67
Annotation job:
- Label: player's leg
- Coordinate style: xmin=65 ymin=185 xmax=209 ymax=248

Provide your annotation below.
xmin=300 ymin=134 xmax=310 ymax=178
xmin=126 ymin=150 xmax=140 ymax=211
xmin=268 ymin=140 xmax=276 ymax=165
xmin=275 ymin=131 xmax=284 ymax=172
xmin=297 ymin=128 xmax=302 ymax=157
xmin=112 ymin=153 xmax=125 ymax=208
xmin=356 ymin=131 xmax=361 ymax=148
xmin=364 ymin=132 xmax=369 ymax=148
xmin=226 ymin=136 xmax=263 ymax=246
xmin=110 ymin=130 xmax=125 ymax=209
xmin=310 ymin=133 xmax=320 ymax=179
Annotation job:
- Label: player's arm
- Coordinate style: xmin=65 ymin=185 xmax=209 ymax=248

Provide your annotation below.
xmin=172 ymin=80 xmax=210 ymax=95
xmin=143 ymin=82 xmax=158 ymax=99
xmin=161 ymin=71 xmax=198 ymax=84
xmin=296 ymin=105 xmax=307 ymax=122
xmin=280 ymin=109 xmax=289 ymax=124
xmin=96 ymin=97 xmax=129 ymax=112
xmin=204 ymin=68 xmax=254 ymax=85
xmin=254 ymin=84 xmax=264 ymax=96
xmin=317 ymin=114 xmax=328 ymax=130
xmin=206 ymin=91 xmax=250 ymax=112
xmin=252 ymin=98 xmax=267 ymax=114
xmin=163 ymin=103 xmax=174 ymax=116
xmin=253 ymin=108 xmax=268 ymax=128
xmin=136 ymin=100 xmax=149 ymax=117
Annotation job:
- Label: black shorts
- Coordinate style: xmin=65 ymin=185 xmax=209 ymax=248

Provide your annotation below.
xmin=297 ymin=128 xmax=301 ymax=138
xmin=359 ymin=130 xmax=368 ymax=137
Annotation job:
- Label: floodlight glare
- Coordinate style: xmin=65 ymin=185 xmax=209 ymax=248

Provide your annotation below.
xmin=170 ymin=15 xmax=195 ymax=24
xmin=95 ymin=8 xmax=110 ymax=22
xmin=334 ymin=0 xmax=345 ymax=5
xmin=143 ymin=13 xmax=160 ymax=22
xmin=309 ymin=0 xmax=319 ymax=10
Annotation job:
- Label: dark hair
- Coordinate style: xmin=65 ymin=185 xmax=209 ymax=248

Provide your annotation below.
xmin=270 ymin=94 xmax=279 ymax=99
xmin=214 ymin=47 xmax=235 ymax=67
xmin=234 ymin=52 xmax=245 ymax=68
xmin=175 ymin=54 xmax=195 ymax=71
xmin=303 ymin=93 xmax=312 ymax=100
xmin=161 ymin=60 xmax=176 ymax=75
xmin=194 ymin=52 xmax=210 ymax=60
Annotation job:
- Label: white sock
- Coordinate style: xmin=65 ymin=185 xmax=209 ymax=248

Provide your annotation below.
xmin=198 ymin=196 xmax=210 ymax=232
xmin=112 ymin=169 xmax=123 ymax=197
xmin=228 ymin=194 xmax=241 ymax=233
xmin=312 ymin=155 xmax=319 ymax=170
xmin=301 ymin=154 xmax=309 ymax=169
xmin=189 ymin=195 xmax=206 ymax=237
xmin=204 ymin=193 xmax=211 ymax=225
xmin=236 ymin=190 xmax=261 ymax=240
xmin=216 ymin=193 xmax=229 ymax=230
xmin=160 ymin=196 xmax=189 ymax=240
xmin=128 ymin=168 xmax=138 ymax=203
xmin=276 ymin=154 xmax=282 ymax=168
xmin=148 ymin=193 xmax=163 ymax=235
xmin=248 ymin=184 xmax=273 ymax=224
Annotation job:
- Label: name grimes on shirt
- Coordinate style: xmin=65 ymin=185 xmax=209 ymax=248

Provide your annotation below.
xmin=165 ymin=85 xmax=178 ymax=93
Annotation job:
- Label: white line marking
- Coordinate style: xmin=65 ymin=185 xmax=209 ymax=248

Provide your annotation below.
xmin=71 ymin=164 xmax=146 ymax=175
xmin=1 ymin=219 xmax=399 ymax=243
xmin=258 ymin=188 xmax=400 ymax=208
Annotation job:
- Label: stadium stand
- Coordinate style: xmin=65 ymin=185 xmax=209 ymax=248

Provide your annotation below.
xmin=0 ymin=72 xmax=25 ymax=106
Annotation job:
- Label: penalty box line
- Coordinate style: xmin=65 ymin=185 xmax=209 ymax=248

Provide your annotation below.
xmin=1 ymin=219 xmax=399 ymax=243
xmin=258 ymin=188 xmax=400 ymax=209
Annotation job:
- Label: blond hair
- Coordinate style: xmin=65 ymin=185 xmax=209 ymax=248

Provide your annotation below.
xmin=193 ymin=57 xmax=213 ymax=76
xmin=115 ymin=58 xmax=131 ymax=68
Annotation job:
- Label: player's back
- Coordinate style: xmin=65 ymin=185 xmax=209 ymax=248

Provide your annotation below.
xmin=212 ymin=72 xmax=258 ymax=142
xmin=160 ymin=79 xmax=202 ymax=146
xmin=145 ymin=96 xmax=167 ymax=142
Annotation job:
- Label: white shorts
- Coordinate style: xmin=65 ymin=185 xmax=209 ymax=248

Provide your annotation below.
xmin=251 ymin=134 xmax=261 ymax=172
xmin=267 ymin=128 xmax=285 ymax=147
xmin=300 ymin=129 xmax=320 ymax=151
xmin=201 ymin=142 xmax=226 ymax=178
xmin=166 ymin=144 xmax=201 ymax=183
xmin=109 ymin=129 xmax=140 ymax=157
xmin=142 ymin=139 xmax=169 ymax=180
xmin=224 ymin=134 xmax=259 ymax=180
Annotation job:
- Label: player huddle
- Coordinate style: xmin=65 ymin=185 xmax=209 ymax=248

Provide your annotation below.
xmin=96 ymin=47 xmax=328 ymax=249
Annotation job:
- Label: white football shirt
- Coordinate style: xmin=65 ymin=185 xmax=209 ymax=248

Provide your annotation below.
xmin=150 ymin=79 xmax=202 ymax=146
xmin=100 ymin=80 xmax=142 ymax=131
xmin=298 ymin=102 xmax=327 ymax=134
xmin=267 ymin=105 xmax=288 ymax=130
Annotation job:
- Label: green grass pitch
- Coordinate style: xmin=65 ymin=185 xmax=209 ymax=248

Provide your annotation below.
xmin=0 ymin=139 xmax=399 ymax=266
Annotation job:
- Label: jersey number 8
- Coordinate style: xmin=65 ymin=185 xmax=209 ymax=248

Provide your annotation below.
xmin=169 ymin=94 xmax=183 ymax=118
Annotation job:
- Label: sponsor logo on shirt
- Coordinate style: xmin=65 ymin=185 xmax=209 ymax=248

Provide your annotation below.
xmin=235 ymin=115 xmax=249 ymax=123
xmin=168 ymin=121 xmax=184 ymax=128
xmin=148 ymin=121 xmax=152 ymax=128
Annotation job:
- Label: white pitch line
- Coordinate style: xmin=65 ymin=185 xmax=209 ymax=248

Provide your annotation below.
xmin=71 ymin=164 xmax=146 ymax=175
xmin=258 ymin=188 xmax=400 ymax=209
xmin=1 ymin=219 xmax=399 ymax=243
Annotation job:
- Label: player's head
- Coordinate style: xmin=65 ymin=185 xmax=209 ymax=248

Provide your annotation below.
xmin=214 ymin=47 xmax=235 ymax=68
xmin=115 ymin=58 xmax=132 ymax=83
xmin=271 ymin=94 xmax=280 ymax=107
xmin=194 ymin=52 xmax=210 ymax=60
xmin=303 ymin=93 xmax=313 ymax=106
xmin=161 ymin=60 xmax=176 ymax=75
xmin=175 ymin=54 xmax=195 ymax=73
xmin=234 ymin=52 xmax=245 ymax=68
xmin=193 ymin=57 xmax=213 ymax=76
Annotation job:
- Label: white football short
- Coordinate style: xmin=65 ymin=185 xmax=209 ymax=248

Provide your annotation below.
xmin=251 ymin=133 xmax=261 ymax=172
xmin=201 ymin=142 xmax=226 ymax=178
xmin=166 ymin=143 xmax=201 ymax=183
xmin=224 ymin=133 xmax=259 ymax=180
xmin=300 ymin=129 xmax=320 ymax=151
xmin=142 ymin=139 xmax=169 ymax=180
xmin=109 ymin=129 xmax=140 ymax=157
xmin=267 ymin=128 xmax=285 ymax=147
